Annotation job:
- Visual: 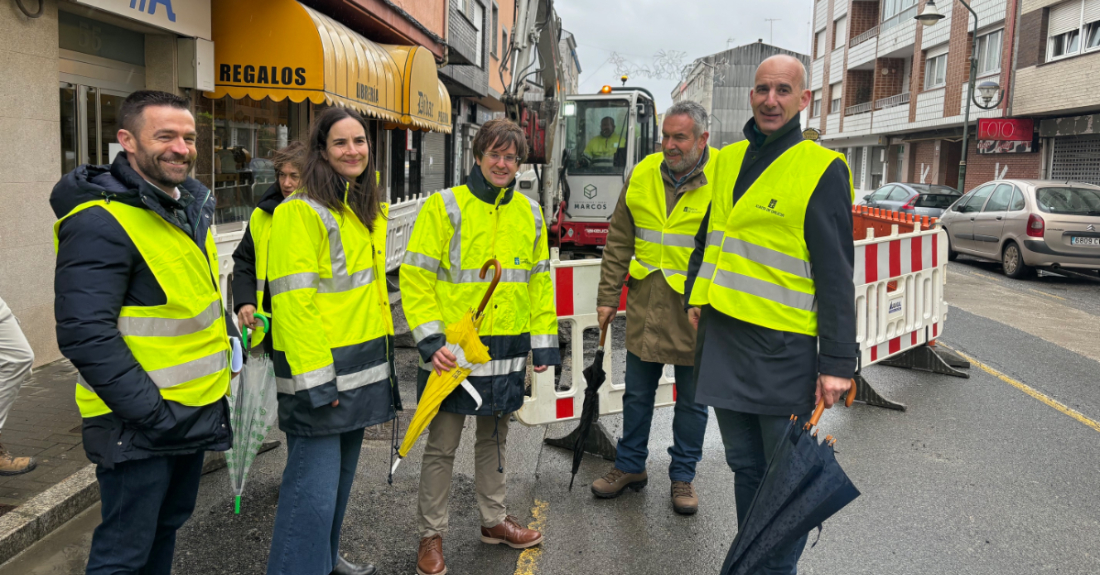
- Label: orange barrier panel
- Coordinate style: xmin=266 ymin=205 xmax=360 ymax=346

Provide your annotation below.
xmin=851 ymin=206 xmax=936 ymax=241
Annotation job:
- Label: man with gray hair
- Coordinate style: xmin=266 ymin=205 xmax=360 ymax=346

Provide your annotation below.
xmin=590 ymin=100 xmax=718 ymax=515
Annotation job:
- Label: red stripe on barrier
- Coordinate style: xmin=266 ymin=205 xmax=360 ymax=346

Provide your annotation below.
xmin=912 ymin=331 xmax=918 ymax=346
xmin=933 ymin=323 xmax=939 ymax=338
xmin=911 ymin=236 xmax=923 ymax=272
xmin=870 ymin=346 xmax=878 ymax=362
xmin=889 ymin=337 xmax=901 ymax=354
xmin=555 ymin=267 xmax=574 ymax=317
xmin=556 ymin=397 xmax=574 ymax=419
xmin=865 ymin=243 xmax=878 ymax=283
xmin=931 ymin=233 xmax=938 ymax=268
xmin=672 ymin=384 xmax=678 ymax=402
xmin=889 ymin=240 xmax=901 ymax=278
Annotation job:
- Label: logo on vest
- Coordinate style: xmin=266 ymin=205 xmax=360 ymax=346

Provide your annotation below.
xmin=768 ymin=199 xmax=778 ymax=209
xmin=683 ymin=206 xmax=703 ymax=214
xmin=756 ymin=198 xmax=786 ymax=218
xmin=515 ymin=257 xmax=530 ymax=266
xmin=584 ymin=184 xmax=597 ymax=199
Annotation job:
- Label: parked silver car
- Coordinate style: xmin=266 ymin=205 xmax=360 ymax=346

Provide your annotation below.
xmin=860 ymin=183 xmax=962 ymax=218
xmin=939 ymin=179 xmax=1100 ymax=278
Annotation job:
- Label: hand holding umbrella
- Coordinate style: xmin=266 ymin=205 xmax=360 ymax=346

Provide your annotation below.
xmin=567 ymin=325 xmax=609 ymax=490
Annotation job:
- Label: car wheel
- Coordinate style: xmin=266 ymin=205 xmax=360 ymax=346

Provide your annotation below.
xmin=945 ymin=229 xmax=958 ymax=261
xmin=1002 ymin=241 xmax=1033 ymax=279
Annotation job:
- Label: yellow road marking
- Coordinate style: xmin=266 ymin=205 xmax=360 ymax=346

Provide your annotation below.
xmin=1025 ymin=287 xmax=1066 ymax=301
xmin=945 ymin=346 xmax=1100 ymax=434
xmin=513 ymin=500 xmax=549 ymax=575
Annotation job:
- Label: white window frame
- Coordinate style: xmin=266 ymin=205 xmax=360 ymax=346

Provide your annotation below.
xmin=829 ymin=83 xmax=842 ymax=114
xmin=924 ymin=45 xmax=948 ymax=90
xmin=812 ymin=90 xmax=822 ymax=117
xmin=1087 ymin=19 xmax=1100 ymax=52
xmin=834 ymin=16 xmax=847 ymax=50
xmin=1045 ymin=0 xmax=1100 ymax=61
xmin=815 ymin=30 xmax=827 ymax=59
xmin=975 ymin=28 xmax=1003 ymax=76
xmin=1049 ymin=28 xmax=1082 ymax=60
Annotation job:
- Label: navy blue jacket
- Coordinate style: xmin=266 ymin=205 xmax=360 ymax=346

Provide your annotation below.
xmin=52 ymin=153 xmax=236 ymax=467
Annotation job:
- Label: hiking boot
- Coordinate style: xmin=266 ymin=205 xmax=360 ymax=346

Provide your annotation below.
xmin=590 ymin=467 xmax=648 ymax=498
xmin=416 ymin=535 xmax=446 ymax=575
xmin=480 ymin=515 xmax=544 ymax=549
xmin=0 ymin=440 xmax=36 ymax=476
xmin=671 ymin=481 xmax=699 ymax=515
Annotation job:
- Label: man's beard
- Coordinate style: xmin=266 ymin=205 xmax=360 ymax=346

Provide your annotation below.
xmin=664 ymin=144 xmax=702 ymax=174
xmin=133 ymin=143 xmax=194 ymax=189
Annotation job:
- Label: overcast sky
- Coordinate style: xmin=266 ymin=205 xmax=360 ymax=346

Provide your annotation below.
xmin=555 ymin=0 xmax=815 ymax=112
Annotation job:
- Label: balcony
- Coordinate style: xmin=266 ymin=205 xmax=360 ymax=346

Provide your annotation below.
xmin=875 ymin=92 xmax=910 ymax=110
xmin=852 ymin=25 xmax=879 ymax=46
xmin=844 ymin=110 xmax=873 ymax=135
xmin=877 ymin=13 xmax=917 ymax=57
xmin=845 ymin=102 xmax=873 ymax=115
xmin=848 ymin=28 xmax=879 ymax=69
xmin=873 ymin=102 xmax=910 ymax=132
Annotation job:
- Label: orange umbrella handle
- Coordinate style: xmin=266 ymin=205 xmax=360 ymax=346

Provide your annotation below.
xmin=807 ymin=378 xmax=857 ymax=428
xmin=476 ymin=259 xmax=503 ymax=317
xmin=598 ymin=325 xmax=609 ymax=349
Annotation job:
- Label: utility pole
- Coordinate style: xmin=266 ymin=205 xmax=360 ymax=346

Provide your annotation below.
xmin=765 ymin=19 xmax=781 ymax=44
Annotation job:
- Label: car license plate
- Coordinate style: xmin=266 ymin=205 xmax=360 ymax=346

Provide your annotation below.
xmin=1071 ymin=236 xmax=1100 ymax=246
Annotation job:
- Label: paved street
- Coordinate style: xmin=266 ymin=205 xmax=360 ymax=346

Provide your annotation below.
xmin=4 ymin=259 xmax=1100 ymax=575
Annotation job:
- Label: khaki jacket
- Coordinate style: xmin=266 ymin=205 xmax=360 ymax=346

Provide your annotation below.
xmin=597 ymin=149 xmax=711 ymax=366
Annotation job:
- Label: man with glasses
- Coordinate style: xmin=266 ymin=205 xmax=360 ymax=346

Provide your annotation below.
xmin=401 ymin=119 xmax=559 ymax=575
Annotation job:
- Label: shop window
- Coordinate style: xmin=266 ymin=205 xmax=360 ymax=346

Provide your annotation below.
xmin=975 ymin=29 xmax=1003 ymax=76
xmin=924 ymin=53 xmax=947 ymax=89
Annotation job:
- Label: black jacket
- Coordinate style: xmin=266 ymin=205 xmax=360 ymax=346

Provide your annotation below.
xmin=52 ymin=153 xmax=236 ymax=467
xmin=231 ymin=183 xmax=284 ymax=318
xmin=684 ymin=117 xmax=858 ymax=416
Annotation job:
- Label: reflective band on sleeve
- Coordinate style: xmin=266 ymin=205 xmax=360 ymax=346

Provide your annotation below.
xmin=531 ymin=334 xmax=558 ymax=348
xmin=256 ymin=279 xmax=266 ymax=293
xmin=117 ymin=299 xmax=222 ymax=338
xmin=276 ymin=362 xmax=391 ymax=394
xmin=318 ymin=267 xmax=376 ymax=293
xmin=532 ymin=259 xmax=550 ymax=274
xmin=145 ymin=351 xmax=228 ymax=389
xmin=270 ymin=272 xmax=320 ymax=296
xmin=712 ymin=270 xmax=816 ymax=311
xmin=722 ymin=238 xmax=813 ymax=279
xmin=440 ymin=190 xmax=463 ymax=275
xmin=439 ymin=268 xmax=530 ymax=284
xmin=403 ymin=251 xmax=441 ymax=274
xmin=469 ymin=356 xmax=528 ymax=377
xmin=412 ymin=320 xmax=445 ymax=343
xmin=527 ymin=197 xmax=543 ymax=250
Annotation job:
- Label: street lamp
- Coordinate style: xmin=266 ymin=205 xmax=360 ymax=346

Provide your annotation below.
xmin=916 ymin=0 xmax=1006 ymax=194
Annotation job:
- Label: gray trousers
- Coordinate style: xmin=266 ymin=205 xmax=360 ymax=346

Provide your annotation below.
xmin=0 ymin=297 xmax=33 ymax=430
xmin=417 ymin=411 xmax=509 ymax=538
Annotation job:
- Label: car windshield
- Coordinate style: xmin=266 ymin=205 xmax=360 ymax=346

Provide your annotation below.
xmin=1035 ymin=187 xmax=1100 ymax=215
xmin=914 ymin=193 xmax=959 ymax=208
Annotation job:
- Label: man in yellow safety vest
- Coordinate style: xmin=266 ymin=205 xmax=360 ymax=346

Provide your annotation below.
xmin=685 ymin=55 xmax=858 ymax=573
xmin=590 ymin=101 xmax=717 ymax=515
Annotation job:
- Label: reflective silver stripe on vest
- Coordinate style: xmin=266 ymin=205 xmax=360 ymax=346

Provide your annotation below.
xmin=270 ymin=272 xmax=320 ymax=296
xmin=278 ymin=363 xmax=337 ymax=393
xmin=256 ymin=279 xmax=266 ymax=293
xmin=712 ymin=270 xmax=816 ymax=311
xmin=531 ymin=334 xmax=558 ymax=348
xmin=319 ymin=267 xmax=376 ymax=293
xmin=439 ymin=267 xmax=530 ymax=284
xmin=722 ymin=238 xmax=813 ymax=279
xmin=631 ymin=256 xmax=657 ymax=272
xmin=403 ymin=251 xmax=441 ymax=274
xmin=706 ymin=230 xmax=724 ymax=248
xmin=527 ymin=196 xmax=543 ymax=252
xmin=117 ymin=299 xmax=222 ymax=338
xmin=470 ymin=356 xmax=528 ymax=377
xmin=412 ymin=320 xmax=444 ymax=344
xmin=532 ymin=259 xmax=550 ymax=274
xmin=698 ymin=262 xmax=717 ymax=282
xmin=276 ymin=362 xmax=390 ymax=394
xmin=439 ymin=189 xmax=463 ymax=278
xmin=635 ymin=227 xmax=696 ymax=248
xmin=635 ymin=227 xmax=664 ymax=244
xmin=145 ymin=351 xmax=228 ymax=389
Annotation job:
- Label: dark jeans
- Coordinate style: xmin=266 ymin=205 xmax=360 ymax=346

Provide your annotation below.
xmin=714 ymin=408 xmax=811 ymax=575
xmin=86 ymin=452 xmax=205 ymax=575
xmin=615 ymin=352 xmax=709 ymax=482
xmin=266 ymin=428 xmax=365 ymax=575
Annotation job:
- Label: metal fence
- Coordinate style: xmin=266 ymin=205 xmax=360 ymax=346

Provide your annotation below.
xmin=851 ymin=25 xmax=880 ymax=46
xmin=846 ymin=101 xmax=873 ymax=116
xmin=875 ymin=92 xmax=911 ymax=110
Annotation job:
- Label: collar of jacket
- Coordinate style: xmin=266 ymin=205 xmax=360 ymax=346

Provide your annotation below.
xmin=466 ymin=164 xmax=516 ymax=206
xmin=661 ymin=146 xmax=710 ymax=190
xmin=743 ymin=116 xmax=802 ymax=152
xmin=257 ymin=182 xmax=286 ymax=214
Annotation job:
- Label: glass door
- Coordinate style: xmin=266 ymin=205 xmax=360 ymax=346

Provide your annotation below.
xmin=59 ymin=82 xmax=131 ymax=173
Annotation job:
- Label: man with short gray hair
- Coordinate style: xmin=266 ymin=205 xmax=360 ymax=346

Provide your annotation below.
xmin=590 ymin=101 xmax=717 ymax=515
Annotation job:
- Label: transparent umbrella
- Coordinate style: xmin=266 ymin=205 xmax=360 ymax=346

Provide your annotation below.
xmin=225 ymin=312 xmax=278 ymax=514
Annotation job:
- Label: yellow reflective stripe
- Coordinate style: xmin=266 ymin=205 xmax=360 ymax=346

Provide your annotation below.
xmin=270 ymin=272 xmax=320 ymax=295
xmin=412 ymin=320 xmax=444 ymax=343
xmin=712 ymin=270 xmax=816 ymax=311
xmin=117 ymin=300 xmax=222 ymax=338
xmin=722 ymin=238 xmax=813 ymax=279
xmin=531 ymin=334 xmax=558 ymax=348
xmin=276 ymin=362 xmax=391 ymax=394
xmin=403 ymin=251 xmax=441 ymax=274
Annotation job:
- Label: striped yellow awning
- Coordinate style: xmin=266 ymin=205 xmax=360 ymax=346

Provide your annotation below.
xmin=206 ymin=0 xmax=450 ymax=133
xmin=385 ymin=45 xmax=452 ymax=133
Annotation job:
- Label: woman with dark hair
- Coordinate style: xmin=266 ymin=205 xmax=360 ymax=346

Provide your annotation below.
xmin=265 ymin=107 xmax=396 ymax=575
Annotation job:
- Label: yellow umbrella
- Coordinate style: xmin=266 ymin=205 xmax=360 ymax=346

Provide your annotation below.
xmin=390 ymin=259 xmax=502 ymax=476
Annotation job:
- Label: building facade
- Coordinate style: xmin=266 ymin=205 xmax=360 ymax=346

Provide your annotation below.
xmin=808 ymin=0 xmax=1040 ymax=197
xmin=673 ymin=41 xmax=810 ymax=148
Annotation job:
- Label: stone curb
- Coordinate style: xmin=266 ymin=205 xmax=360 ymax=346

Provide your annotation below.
xmin=0 ymin=464 xmax=99 ymax=566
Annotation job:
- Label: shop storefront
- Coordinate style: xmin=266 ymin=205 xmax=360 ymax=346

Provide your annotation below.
xmin=1041 ymin=114 xmax=1100 ymax=187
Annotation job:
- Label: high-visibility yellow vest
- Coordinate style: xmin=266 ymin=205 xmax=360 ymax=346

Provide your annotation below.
xmin=53 ymin=200 xmax=232 ymax=418
xmin=626 ymin=149 xmax=717 ymax=294
xmin=688 ymin=140 xmax=852 ymax=336
xmin=248 ymin=207 xmax=273 ymax=347
xmin=268 ymin=192 xmax=394 ymax=396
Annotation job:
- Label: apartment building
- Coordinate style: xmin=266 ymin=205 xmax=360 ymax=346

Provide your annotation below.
xmin=808 ymin=0 xmax=1038 ymax=196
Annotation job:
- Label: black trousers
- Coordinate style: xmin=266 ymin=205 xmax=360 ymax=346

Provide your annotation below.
xmin=86 ymin=452 xmax=205 ymax=575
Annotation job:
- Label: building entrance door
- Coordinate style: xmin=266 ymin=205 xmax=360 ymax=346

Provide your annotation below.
xmin=60 ymin=82 xmax=131 ymax=173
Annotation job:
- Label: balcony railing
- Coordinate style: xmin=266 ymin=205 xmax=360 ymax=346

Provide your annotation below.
xmin=881 ymin=5 xmax=918 ymax=32
xmin=845 ymin=101 xmax=873 ymax=115
xmin=874 ymin=92 xmax=911 ymax=110
xmin=851 ymin=25 xmax=880 ymax=46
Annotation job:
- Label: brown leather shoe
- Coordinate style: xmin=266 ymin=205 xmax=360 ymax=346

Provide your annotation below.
xmin=416 ymin=535 xmax=446 ymax=575
xmin=480 ymin=515 xmax=543 ymax=549
xmin=0 ymin=440 xmax=36 ymax=476
xmin=590 ymin=467 xmax=648 ymax=498
xmin=671 ymin=481 xmax=699 ymax=515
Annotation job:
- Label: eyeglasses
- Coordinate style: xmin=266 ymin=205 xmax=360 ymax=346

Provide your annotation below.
xmin=484 ymin=152 xmax=519 ymax=165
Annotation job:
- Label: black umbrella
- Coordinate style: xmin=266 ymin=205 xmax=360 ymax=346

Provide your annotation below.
xmin=567 ymin=325 xmax=609 ymax=490
xmin=721 ymin=380 xmax=861 ymax=575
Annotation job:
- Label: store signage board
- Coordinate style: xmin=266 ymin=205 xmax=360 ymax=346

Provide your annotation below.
xmin=74 ymin=0 xmax=211 ymax=40
xmin=978 ymin=118 xmax=1034 ymax=142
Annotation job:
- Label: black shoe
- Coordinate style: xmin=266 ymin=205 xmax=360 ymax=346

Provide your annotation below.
xmin=331 ymin=556 xmax=377 ymax=575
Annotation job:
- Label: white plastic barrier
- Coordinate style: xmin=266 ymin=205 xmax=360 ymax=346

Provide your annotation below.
xmin=386 ymin=193 xmax=432 ymax=272
xmin=516 ymin=223 xmax=951 ymax=427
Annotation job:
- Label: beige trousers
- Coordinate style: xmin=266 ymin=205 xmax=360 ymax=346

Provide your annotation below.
xmin=0 ymin=297 xmax=33 ymax=430
xmin=416 ymin=410 xmax=509 ymax=538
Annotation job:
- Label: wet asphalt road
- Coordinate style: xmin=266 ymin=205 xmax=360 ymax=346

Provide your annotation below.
xmin=4 ymin=265 xmax=1100 ymax=575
